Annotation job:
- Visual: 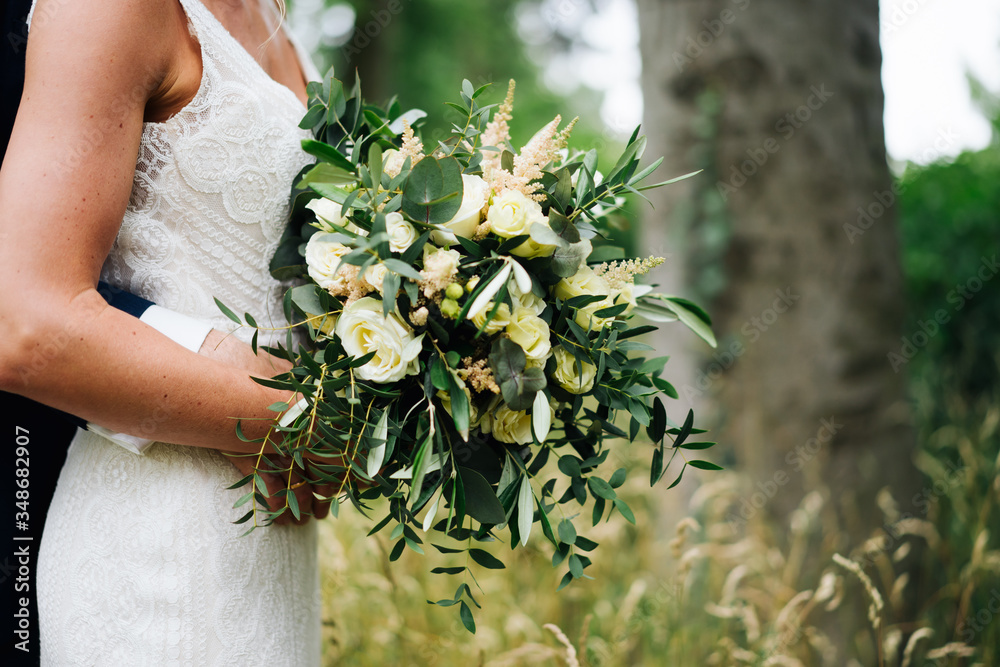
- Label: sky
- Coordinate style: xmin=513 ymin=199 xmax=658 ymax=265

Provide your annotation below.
xmin=289 ymin=0 xmax=1000 ymax=165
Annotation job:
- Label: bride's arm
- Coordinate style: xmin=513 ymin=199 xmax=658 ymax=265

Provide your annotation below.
xmin=0 ymin=0 xmax=292 ymax=454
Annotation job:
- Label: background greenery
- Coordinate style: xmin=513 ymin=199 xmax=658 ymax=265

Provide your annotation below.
xmin=287 ymin=1 xmax=1000 ymax=664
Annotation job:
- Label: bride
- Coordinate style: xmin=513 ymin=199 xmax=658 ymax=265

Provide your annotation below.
xmin=0 ymin=0 xmax=328 ymax=663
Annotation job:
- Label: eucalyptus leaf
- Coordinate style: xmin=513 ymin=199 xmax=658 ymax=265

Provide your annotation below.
xmin=517 ymin=476 xmax=533 ymax=546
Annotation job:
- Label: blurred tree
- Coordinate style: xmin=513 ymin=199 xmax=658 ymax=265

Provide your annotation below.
xmin=635 ymin=0 xmax=918 ymax=528
xmin=329 ymin=0 xmax=602 ymax=150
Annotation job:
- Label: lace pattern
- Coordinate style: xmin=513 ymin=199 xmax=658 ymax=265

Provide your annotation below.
xmin=33 ymin=0 xmax=322 ymax=663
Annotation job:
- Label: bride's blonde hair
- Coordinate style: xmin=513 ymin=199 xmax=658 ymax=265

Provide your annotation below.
xmin=262 ymin=0 xmax=287 ymax=48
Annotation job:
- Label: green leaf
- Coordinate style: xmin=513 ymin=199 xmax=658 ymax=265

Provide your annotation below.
xmin=300 ymin=138 xmax=354 ymax=172
xmin=673 ymin=409 xmax=695 ymax=449
xmin=558 ymin=519 xmax=577 ymax=546
xmin=650 ymin=448 xmax=664 ymax=487
xmin=459 ymin=601 xmax=476 ymax=634
xmin=648 ymin=397 xmax=667 ymax=443
xmin=613 ymin=498 xmax=636 ymax=524
xmin=469 ymin=549 xmax=505 ymax=570
xmin=401 ymin=156 xmax=464 ymax=225
xmin=688 ymin=460 xmax=723 ymax=471
xmin=214 ymin=298 xmax=242 ymax=324
xmin=549 ymin=240 xmax=591 ymax=278
xmin=568 ymin=553 xmax=584 ymax=578
xmin=489 ymin=338 xmax=546 ymax=411
xmin=587 ymin=477 xmax=617 ymax=500
xmin=644 ymin=294 xmax=717 ymax=348
xmin=458 ymin=467 xmax=507 ymax=524
xmin=517 ymin=476 xmax=533 ymax=546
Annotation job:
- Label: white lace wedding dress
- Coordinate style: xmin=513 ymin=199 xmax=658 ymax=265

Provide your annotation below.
xmin=30 ymin=1 xmax=323 ymax=664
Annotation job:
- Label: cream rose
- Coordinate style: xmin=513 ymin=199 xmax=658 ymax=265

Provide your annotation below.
xmin=431 ymin=174 xmax=489 ymax=245
xmin=364 ymin=262 xmax=389 ymax=295
xmin=305 ymin=232 xmax=353 ymax=293
xmin=486 ymin=190 xmax=556 ymax=258
xmin=483 ymin=404 xmax=533 ymax=444
xmin=554 ymin=265 xmax=615 ymax=329
xmin=552 ymin=346 xmax=597 ymax=394
xmin=483 ymin=400 xmax=555 ymax=444
xmin=471 ymin=301 xmax=511 ymax=335
xmin=385 ymin=211 xmax=418 ymax=253
xmin=334 ymin=297 xmax=423 ymax=383
xmin=506 ymin=307 xmax=551 ymax=361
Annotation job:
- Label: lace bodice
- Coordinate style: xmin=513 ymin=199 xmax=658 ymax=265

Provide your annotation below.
xmin=95 ymin=0 xmax=317 ymax=343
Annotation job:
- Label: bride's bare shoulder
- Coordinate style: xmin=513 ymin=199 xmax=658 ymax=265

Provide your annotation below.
xmin=25 ymin=0 xmax=198 ymax=118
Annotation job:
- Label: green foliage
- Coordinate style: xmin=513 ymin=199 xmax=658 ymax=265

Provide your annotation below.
xmin=897 ymin=145 xmax=1000 ymax=397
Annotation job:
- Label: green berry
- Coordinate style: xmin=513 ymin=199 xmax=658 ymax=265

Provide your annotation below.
xmin=445 ymin=283 xmax=464 ymax=300
xmin=440 ymin=298 xmax=461 ymax=319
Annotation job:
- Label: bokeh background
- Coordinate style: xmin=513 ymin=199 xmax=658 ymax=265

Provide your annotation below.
xmin=285 ymin=1 xmax=1000 ymax=664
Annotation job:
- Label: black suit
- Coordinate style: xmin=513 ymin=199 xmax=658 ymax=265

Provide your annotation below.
xmin=2 ymin=4 xmax=154 ymax=662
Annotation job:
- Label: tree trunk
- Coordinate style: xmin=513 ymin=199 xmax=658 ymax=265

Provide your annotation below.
xmin=636 ymin=0 xmax=918 ymax=533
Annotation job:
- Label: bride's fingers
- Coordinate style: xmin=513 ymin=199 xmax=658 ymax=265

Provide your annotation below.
xmin=311 ymin=481 xmax=336 ymax=520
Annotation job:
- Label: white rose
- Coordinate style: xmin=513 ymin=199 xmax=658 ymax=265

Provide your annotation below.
xmin=471 ymin=301 xmax=511 ymax=335
xmin=431 ymin=174 xmax=489 ymax=245
xmin=510 ymin=281 xmax=546 ymax=317
xmin=385 ymin=211 xmax=418 ymax=253
xmin=364 ymin=263 xmax=389 ymax=294
xmin=306 ymin=198 xmax=365 ymax=235
xmin=305 ymin=232 xmax=353 ymax=293
xmin=334 ymin=297 xmax=423 ymax=383
xmin=506 ymin=307 xmax=551 ymax=361
xmin=552 ymin=346 xmax=597 ymax=394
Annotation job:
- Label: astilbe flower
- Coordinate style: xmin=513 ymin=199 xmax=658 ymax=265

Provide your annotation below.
xmin=594 ymin=256 xmax=665 ymax=289
xmin=491 ymin=115 xmax=564 ymax=201
xmin=400 ymin=119 xmax=424 ymax=164
xmin=480 ymin=79 xmax=515 ymax=176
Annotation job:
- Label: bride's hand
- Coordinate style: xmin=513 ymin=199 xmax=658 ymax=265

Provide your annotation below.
xmin=225 ymin=452 xmax=331 ymax=526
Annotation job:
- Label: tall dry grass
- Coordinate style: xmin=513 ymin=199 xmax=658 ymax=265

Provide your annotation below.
xmin=315 ymin=381 xmax=999 ymax=666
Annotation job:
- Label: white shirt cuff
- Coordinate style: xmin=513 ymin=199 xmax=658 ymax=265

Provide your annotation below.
xmin=139 ymin=305 xmax=214 ymax=353
xmin=87 ymin=306 xmax=214 ymax=454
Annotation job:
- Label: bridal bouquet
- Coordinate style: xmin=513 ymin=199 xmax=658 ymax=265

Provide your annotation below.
xmin=221 ymin=74 xmax=717 ymax=630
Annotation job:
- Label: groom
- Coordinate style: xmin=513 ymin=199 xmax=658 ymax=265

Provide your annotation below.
xmin=2 ymin=4 xmax=323 ymax=662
